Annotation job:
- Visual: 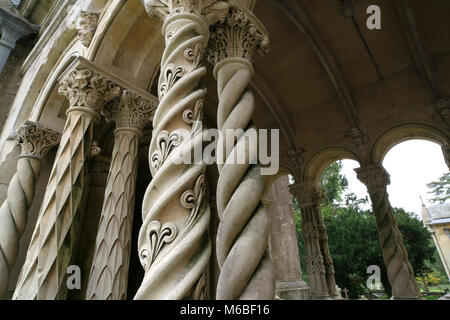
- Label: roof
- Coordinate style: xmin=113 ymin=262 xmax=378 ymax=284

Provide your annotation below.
xmin=423 ymin=203 xmax=450 ymax=226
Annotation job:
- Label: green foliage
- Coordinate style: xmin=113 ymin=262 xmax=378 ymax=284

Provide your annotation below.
xmin=427 ymin=172 xmax=450 ymax=204
xmin=294 ymin=161 xmax=439 ymax=299
xmin=319 ymin=161 xmax=348 ymax=206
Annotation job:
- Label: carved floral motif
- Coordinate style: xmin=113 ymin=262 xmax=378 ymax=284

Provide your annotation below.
xmin=58 ymin=68 xmax=121 ymax=114
xmin=139 ymin=221 xmax=178 ymax=271
xmin=208 ymin=7 xmax=269 ymax=64
xmin=103 ymin=90 xmax=157 ymax=131
xmin=151 ymin=130 xmax=184 ymax=171
xmin=15 ymin=121 xmax=61 ymax=159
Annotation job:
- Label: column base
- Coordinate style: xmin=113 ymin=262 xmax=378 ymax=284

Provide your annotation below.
xmin=275 ymin=280 xmax=310 ymax=300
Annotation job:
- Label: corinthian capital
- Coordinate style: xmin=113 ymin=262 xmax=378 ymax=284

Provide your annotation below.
xmin=355 ymin=164 xmax=390 ymax=191
xmin=76 ymin=11 xmax=100 ymax=47
xmin=289 ymin=182 xmax=319 ymax=207
xmin=15 ymin=121 xmax=61 ymax=159
xmin=208 ymin=7 xmax=269 ymax=65
xmin=142 ymin=0 xmax=229 ymax=25
xmin=104 ymin=90 xmax=158 ymax=132
xmin=58 ymin=68 xmax=121 ymax=117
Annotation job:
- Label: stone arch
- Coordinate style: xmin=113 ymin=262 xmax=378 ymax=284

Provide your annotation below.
xmin=370 ymin=122 xmax=450 ymax=164
xmin=302 ymin=146 xmax=362 ymax=183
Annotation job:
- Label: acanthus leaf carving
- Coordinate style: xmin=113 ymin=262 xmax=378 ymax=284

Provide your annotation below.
xmin=15 ymin=121 xmax=61 ymax=159
xmin=208 ymin=7 xmax=269 ymax=65
xmin=58 ymin=69 xmax=122 ymax=115
xmin=103 ymin=90 xmax=157 ymax=131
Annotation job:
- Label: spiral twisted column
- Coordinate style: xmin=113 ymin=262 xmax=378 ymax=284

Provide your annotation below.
xmin=0 ymin=122 xmax=60 ymax=299
xmin=356 ymin=164 xmax=422 ymax=299
xmin=135 ymin=0 xmax=229 ymax=300
xmin=289 ymin=182 xmax=330 ymax=299
xmin=86 ymin=90 xmax=157 ymax=300
xmin=13 ymin=64 xmax=121 ymax=300
xmin=208 ymin=7 xmax=275 ymax=300
xmin=314 ymin=188 xmax=339 ymax=299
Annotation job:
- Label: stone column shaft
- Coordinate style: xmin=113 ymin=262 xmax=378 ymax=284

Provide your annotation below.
xmin=314 ymin=192 xmax=339 ymax=299
xmin=86 ymin=90 xmax=156 ymax=300
xmin=208 ymin=7 xmax=275 ymax=300
xmin=13 ymin=66 xmax=121 ymax=300
xmin=356 ymin=164 xmax=422 ymax=299
xmin=289 ymin=182 xmax=330 ymax=299
xmin=135 ymin=0 xmax=230 ymax=300
xmin=0 ymin=122 xmax=60 ymax=299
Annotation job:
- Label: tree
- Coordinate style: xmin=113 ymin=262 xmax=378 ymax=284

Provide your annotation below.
xmin=319 ymin=161 xmax=348 ymax=206
xmin=427 ymin=172 xmax=450 ymax=204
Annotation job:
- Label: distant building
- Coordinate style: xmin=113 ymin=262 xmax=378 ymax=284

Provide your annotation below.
xmin=421 ymin=203 xmax=450 ymax=281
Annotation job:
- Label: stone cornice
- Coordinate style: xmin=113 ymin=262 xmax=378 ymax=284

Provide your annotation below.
xmin=208 ymin=6 xmax=269 ymax=65
xmin=355 ymin=164 xmax=390 ymax=191
xmin=15 ymin=121 xmax=61 ymax=159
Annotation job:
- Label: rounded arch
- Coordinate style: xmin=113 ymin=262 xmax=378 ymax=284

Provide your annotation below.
xmin=370 ymin=122 xmax=449 ymax=164
xmin=303 ymin=146 xmax=362 ymax=183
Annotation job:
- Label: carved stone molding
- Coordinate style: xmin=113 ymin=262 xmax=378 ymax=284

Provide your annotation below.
xmin=288 ymin=182 xmax=319 ymax=207
xmin=355 ymin=164 xmax=390 ymax=191
xmin=103 ymin=90 xmax=157 ymax=131
xmin=76 ymin=11 xmax=99 ymax=47
xmin=15 ymin=121 xmax=61 ymax=159
xmin=142 ymin=0 xmax=229 ymax=26
xmin=208 ymin=7 xmax=269 ymax=65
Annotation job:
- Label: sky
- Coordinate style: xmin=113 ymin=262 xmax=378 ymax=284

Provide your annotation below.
xmin=340 ymin=140 xmax=449 ymax=219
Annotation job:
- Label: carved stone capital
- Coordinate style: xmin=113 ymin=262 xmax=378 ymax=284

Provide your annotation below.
xmin=58 ymin=68 xmax=121 ymax=118
xmin=142 ymin=0 xmax=229 ymax=26
xmin=355 ymin=164 xmax=390 ymax=191
xmin=289 ymin=182 xmax=319 ymax=207
xmin=208 ymin=7 xmax=269 ymax=65
xmin=103 ymin=90 xmax=157 ymax=132
xmin=15 ymin=121 xmax=61 ymax=159
xmin=76 ymin=11 xmax=99 ymax=47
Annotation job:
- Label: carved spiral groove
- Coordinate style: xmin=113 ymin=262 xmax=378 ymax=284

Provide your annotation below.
xmin=0 ymin=158 xmax=41 ymax=299
xmin=214 ymin=60 xmax=275 ymax=300
xmin=370 ymin=189 xmax=421 ymax=298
